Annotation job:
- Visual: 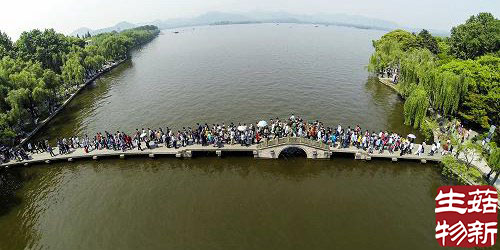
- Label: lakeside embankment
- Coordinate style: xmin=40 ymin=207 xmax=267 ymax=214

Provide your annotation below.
xmin=368 ymin=17 xmax=499 ymax=192
xmin=19 ymin=59 xmax=126 ymax=146
xmin=378 ymin=77 xmax=500 ymax=190
xmin=0 ymin=25 xmax=160 ymax=150
xmin=378 ymin=77 xmax=401 ymax=95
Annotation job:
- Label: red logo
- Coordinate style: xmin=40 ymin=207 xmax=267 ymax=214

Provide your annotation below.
xmin=435 ymin=186 xmax=497 ymax=247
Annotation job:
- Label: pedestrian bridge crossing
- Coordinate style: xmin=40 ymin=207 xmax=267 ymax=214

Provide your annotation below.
xmin=2 ymin=137 xmax=441 ymax=168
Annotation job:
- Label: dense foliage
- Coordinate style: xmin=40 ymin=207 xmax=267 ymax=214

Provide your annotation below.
xmin=449 ymin=13 xmax=500 ymax=60
xmin=0 ymin=25 xmax=159 ymax=145
xmin=417 ymin=29 xmax=440 ymax=55
xmin=368 ymin=13 xmax=499 ymax=130
xmin=403 ymin=85 xmax=429 ymax=128
xmin=441 ymin=155 xmax=486 ymax=185
xmin=488 ymin=145 xmax=500 ymax=184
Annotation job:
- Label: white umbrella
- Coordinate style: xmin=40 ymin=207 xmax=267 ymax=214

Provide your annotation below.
xmin=237 ymin=126 xmax=247 ymax=132
xmin=407 ymin=134 xmax=416 ymax=139
xmin=257 ymin=120 xmax=268 ymax=128
xmin=140 ymin=133 xmax=147 ymax=138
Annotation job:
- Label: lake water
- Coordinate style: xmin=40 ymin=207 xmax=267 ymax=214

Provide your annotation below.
xmin=0 ymin=24 xmax=458 ymax=250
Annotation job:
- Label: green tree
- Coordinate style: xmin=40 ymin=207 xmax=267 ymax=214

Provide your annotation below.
xmin=449 ymin=12 xmax=500 ymax=59
xmin=436 ymin=38 xmax=454 ymax=64
xmin=0 ymin=31 xmax=14 ymax=59
xmin=439 ymin=56 xmax=499 ymax=128
xmin=15 ymin=29 xmax=81 ymax=73
xmin=0 ymin=25 xmax=159 ymax=146
xmin=84 ymin=54 xmax=105 ymax=76
xmin=41 ymin=69 xmax=62 ymax=112
xmin=398 ymin=48 xmax=436 ymax=97
xmin=488 ymin=145 xmax=500 ymax=184
xmin=432 ymin=71 xmax=468 ymax=116
xmin=61 ymin=52 xmax=85 ymax=88
xmin=374 ymin=29 xmax=418 ymax=51
xmin=417 ymin=29 xmax=440 ymax=54
xmin=404 ymin=85 xmax=429 ymax=128
xmin=368 ymin=40 xmax=402 ymax=74
xmin=98 ymin=35 xmax=131 ymax=60
xmin=0 ymin=113 xmax=15 ymax=144
xmin=6 ymin=62 xmax=45 ymax=126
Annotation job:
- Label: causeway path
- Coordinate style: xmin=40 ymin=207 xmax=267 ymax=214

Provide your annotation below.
xmin=2 ymin=142 xmax=441 ymax=168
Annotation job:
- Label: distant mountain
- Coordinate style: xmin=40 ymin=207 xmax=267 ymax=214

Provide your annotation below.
xmin=310 ymin=13 xmax=399 ymax=30
xmin=240 ymin=11 xmax=399 ymax=30
xmin=193 ymin=11 xmax=253 ymax=24
xmin=70 ymin=27 xmax=92 ymax=37
xmin=70 ymin=11 xmax=449 ymax=37
xmin=70 ymin=21 xmax=137 ymax=37
xmin=149 ymin=11 xmax=402 ymax=31
xmin=139 ymin=11 xmax=257 ymax=30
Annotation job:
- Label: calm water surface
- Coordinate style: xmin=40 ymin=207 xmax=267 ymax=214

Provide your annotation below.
xmin=0 ymin=24 xmax=467 ymax=250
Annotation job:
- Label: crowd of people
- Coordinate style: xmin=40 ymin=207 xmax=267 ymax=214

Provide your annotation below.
xmin=2 ymin=115 xmax=452 ymax=163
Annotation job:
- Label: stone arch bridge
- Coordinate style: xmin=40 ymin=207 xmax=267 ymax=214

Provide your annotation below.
xmin=255 ymin=137 xmax=331 ymax=159
xmin=2 ymin=137 xmax=441 ymax=168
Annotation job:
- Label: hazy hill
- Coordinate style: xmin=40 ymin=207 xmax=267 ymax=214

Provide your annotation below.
xmin=70 ymin=11 xmax=449 ymax=36
xmin=70 ymin=21 xmax=136 ymax=37
xmin=142 ymin=11 xmax=402 ymax=31
xmin=70 ymin=27 xmax=93 ymax=37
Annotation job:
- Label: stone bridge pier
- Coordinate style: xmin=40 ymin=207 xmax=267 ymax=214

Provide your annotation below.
xmin=255 ymin=137 xmax=331 ymax=159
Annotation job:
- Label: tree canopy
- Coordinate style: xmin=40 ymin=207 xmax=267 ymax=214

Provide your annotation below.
xmin=0 ymin=25 xmax=159 ymax=145
xmin=0 ymin=31 xmax=14 ymax=59
xmin=450 ymin=12 xmax=500 ymax=60
xmin=417 ymin=29 xmax=439 ymax=55
xmin=374 ymin=29 xmax=418 ymax=52
xmin=368 ymin=12 xmax=499 ymax=130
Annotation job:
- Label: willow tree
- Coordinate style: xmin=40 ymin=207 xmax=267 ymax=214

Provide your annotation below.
xmin=489 ymin=145 xmax=500 ymax=184
xmin=398 ymin=48 xmax=436 ymax=97
xmin=432 ymin=71 xmax=468 ymax=116
xmin=404 ymin=85 xmax=429 ymax=128
xmin=61 ymin=52 xmax=85 ymax=89
xmin=368 ymin=40 xmax=403 ymax=74
xmin=375 ymin=29 xmax=418 ymax=51
xmin=439 ymin=57 xmax=499 ymax=128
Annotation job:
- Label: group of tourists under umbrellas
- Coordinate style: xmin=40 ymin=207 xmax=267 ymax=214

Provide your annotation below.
xmin=5 ymin=114 xmax=451 ymax=162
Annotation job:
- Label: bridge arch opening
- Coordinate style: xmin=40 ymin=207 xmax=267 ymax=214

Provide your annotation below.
xmin=278 ymin=147 xmax=308 ymax=159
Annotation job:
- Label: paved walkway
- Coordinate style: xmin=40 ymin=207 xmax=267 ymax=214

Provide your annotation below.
xmin=455 ymin=151 xmax=500 ymax=189
xmin=2 ymin=142 xmax=441 ymax=167
xmin=377 ymin=77 xmax=497 ymax=189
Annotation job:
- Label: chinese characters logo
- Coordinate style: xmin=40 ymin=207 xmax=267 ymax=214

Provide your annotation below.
xmin=435 ymin=186 xmax=497 ymax=247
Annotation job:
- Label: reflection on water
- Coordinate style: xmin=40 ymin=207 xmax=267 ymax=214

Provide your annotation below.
xmin=0 ymin=168 xmax=23 ymax=216
xmin=1 ymin=158 xmax=449 ymax=249
xmin=33 ymin=24 xmax=419 ymax=144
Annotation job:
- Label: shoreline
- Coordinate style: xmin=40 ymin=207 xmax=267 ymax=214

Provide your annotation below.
xmin=18 ymin=30 xmax=160 ymax=146
xmin=18 ymin=58 xmax=127 ymax=146
xmin=377 ymin=77 xmax=500 ymax=190
xmin=378 ymin=77 xmax=403 ymax=97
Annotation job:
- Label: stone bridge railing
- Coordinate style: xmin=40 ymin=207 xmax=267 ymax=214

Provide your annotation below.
xmin=257 ymin=137 xmax=329 ymax=150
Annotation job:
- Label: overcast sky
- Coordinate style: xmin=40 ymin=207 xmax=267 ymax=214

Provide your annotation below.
xmin=1 ymin=0 xmax=499 ymax=39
